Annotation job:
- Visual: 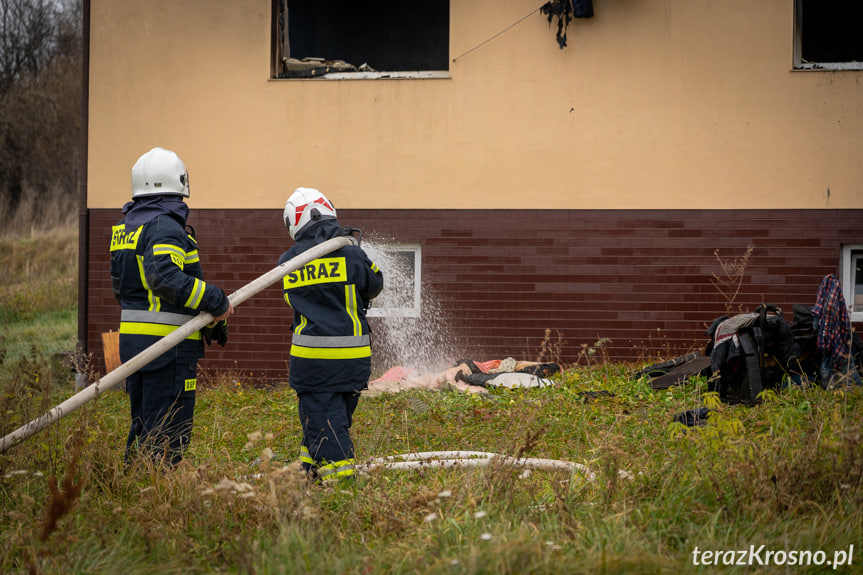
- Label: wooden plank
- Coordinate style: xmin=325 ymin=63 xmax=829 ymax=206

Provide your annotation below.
xmin=101 ymin=331 xmax=121 ymax=374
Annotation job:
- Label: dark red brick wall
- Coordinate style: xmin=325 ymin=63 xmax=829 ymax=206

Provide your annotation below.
xmin=86 ymin=209 xmax=863 ymax=383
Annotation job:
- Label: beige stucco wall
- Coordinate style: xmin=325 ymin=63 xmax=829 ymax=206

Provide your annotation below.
xmin=88 ymin=0 xmax=863 ymax=211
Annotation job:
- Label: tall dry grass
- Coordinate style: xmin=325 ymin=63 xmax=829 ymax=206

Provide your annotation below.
xmin=0 ymin=224 xmax=78 ymax=324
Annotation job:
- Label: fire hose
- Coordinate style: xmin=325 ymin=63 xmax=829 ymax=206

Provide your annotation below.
xmin=356 ymin=451 xmax=595 ymax=480
xmin=0 ymin=236 xmax=355 ymax=454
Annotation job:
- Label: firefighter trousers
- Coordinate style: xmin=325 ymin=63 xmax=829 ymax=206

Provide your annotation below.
xmin=125 ymin=361 xmax=197 ymax=467
xmin=297 ymin=390 xmax=360 ymax=481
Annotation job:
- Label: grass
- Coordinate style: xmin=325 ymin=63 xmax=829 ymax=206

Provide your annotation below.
xmin=0 ymin=226 xmax=78 ymax=363
xmin=1 ymin=364 xmax=861 ymax=574
xmin=2 ymin=307 xmax=78 ymax=362
xmin=1 ymin=228 xmax=862 ymax=574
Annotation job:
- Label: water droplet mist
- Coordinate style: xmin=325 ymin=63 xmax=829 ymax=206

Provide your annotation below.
xmin=362 ymin=240 xmax=458 ymax=376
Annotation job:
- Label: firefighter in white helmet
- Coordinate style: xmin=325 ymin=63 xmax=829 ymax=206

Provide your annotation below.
xmin=110 ymin=147 xmax=234 ymax=467
xmin=279 ymin=187 xmax=383 ymax=482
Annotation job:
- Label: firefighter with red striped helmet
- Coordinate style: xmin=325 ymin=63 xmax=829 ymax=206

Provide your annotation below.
xmin=279 ymin=187 xmax=383 ymax=482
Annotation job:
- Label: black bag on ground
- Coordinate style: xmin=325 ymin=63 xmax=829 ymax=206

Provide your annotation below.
xmin=706 ymin=304 xmax=800 ymax=404
xmin=790 ymin=304 xmax=820 ymax=381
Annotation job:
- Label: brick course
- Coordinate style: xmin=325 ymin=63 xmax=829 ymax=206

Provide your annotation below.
xmin=85 ymin=209 xmax=863 ymax=384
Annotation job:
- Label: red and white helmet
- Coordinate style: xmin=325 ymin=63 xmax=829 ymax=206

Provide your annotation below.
xmin=131 ymin=147 xmax=190 ymax=198
xmin=283 ymin=187 xmax=337 ymax=239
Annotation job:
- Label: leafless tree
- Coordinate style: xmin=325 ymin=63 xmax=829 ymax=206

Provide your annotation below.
xmin=0 ymin=0 xmax=81 ymax=234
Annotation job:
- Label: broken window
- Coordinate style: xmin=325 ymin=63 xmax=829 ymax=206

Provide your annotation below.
xmin=273 ymin=0 xmax=450 ymax=79
xmin=365 ymin=243 xmax=422 ymax=318
xmin=793 ymin=0 xmax=863 ymax=70
xmin=841 ymin=245 xmax=863 ymax=321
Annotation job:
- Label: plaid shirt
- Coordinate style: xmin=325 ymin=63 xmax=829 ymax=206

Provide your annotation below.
xmin=812 ymin=274 xmax=852 ymax=364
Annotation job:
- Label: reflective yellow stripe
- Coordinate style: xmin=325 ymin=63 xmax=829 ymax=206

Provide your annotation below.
xmin=290 ymin=344 xmax=371 ymax=359
xmin=120 ymin=322 xmax=202 ymax=340
xmin=153 ymin=244 xmax=186 ymax=269
xmin=294 ymin=314 xmax=307 ymax=335
xmin=185 ymin=249 xmax=199 ymax=264
xmin=284 ymin=291 xmax=292 ymax=307
xmin=137 ymin=255 xmax=160 ymax=312
xmin=319 ymin=458 xmax=356 ymax=480
xmin=299 ymin=446 xmax=315 ymax=465
xmin=184 ymin=278 xmax=206 ymax=309
xmin=345 ymin=285 xmax=362 ymax=336
xmin=370 ymin=261 xmax=379 ymax=273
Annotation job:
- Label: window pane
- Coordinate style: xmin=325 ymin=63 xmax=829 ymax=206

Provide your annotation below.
xmin=365 ymin=243 xmax=421 ymax=317
xmin=376 ymin=250 xmax=416 ymax=310
xmin=853 ymin=250 xmax=863 ymax=312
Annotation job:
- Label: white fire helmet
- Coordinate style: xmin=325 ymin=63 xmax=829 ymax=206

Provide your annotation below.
xmin=131 ymin=147 xmax=190 ymax=198
xmin=283 ymin=187 xmax=337 ymax=239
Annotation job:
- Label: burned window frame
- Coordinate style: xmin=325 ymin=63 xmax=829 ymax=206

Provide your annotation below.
xmin=271 ymin=0 xmax=450 ymax=80
xmin=793 ymin=0 xmax=863 ymax=71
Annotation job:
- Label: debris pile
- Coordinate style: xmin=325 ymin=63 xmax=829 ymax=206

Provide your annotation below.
xmin=366 ymin=358 xmax=561 ymax=396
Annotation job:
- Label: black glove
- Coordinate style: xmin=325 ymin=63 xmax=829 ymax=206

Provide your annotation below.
xmin=201 ymin=320 xmax=229 ymax=347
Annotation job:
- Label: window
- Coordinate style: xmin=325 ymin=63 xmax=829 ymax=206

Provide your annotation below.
xmin=365 ymin=243 xmax=422 ymax=318
xmin=273 ymin=0 xmax=450 ymax=79
xmin=793 ymin=0 xmax=863 ymax=70
xmin=841 ymin=244 xmax=863 ymax=322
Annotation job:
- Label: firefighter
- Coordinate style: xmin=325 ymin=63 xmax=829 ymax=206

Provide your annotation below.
xmin=279 ymin=187 xmax=383 ymax=482
xmin=110 ymin=147 xmax=234 ymax=467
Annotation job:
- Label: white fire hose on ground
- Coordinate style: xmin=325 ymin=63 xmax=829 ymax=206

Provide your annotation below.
xmin=0 ymin=236 xmax=355 ymax=455
xmin=356 ymin=451 xmax=595 ymax=481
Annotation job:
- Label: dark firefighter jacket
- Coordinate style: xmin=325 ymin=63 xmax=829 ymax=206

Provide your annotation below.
xmin=279 ymin=219 xmax=384 ymax=393
xmin=110 ymin=196 xmax=230 ymax=370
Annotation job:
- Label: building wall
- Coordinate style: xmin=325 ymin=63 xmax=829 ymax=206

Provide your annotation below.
xmin=86 ymin=209 xmax=863 ymax=383
xmin=86 ymin=1 xmax=863 ymax=380
xmin=88 ymin=0 xmax=863 ymax=212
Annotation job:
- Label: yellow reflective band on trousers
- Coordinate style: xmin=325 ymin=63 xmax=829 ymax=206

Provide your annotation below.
xmin=290 ymin=344 xmax=371 ymax=359
xmin=299 ymin=446 xmax=315 ymax=466
xmin=318 ymin=458 xmax=356 ymax=480
xmin=119 ymin=322 xmax=202 ymax=340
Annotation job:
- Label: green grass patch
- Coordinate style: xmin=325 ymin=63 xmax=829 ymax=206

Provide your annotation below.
xmin=1 ymin=307 xmax=77 ymax=364
xmin=1 ymin=226 xmax=861 ymax=573
xmin=2 ymin=351 xmax=861 ymax=574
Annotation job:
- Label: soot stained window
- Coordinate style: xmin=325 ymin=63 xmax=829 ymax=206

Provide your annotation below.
xmin=794 ymin=0 xmax=863 ymax=70
xmin=273 ymin=0 xmax=450 ymax=79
